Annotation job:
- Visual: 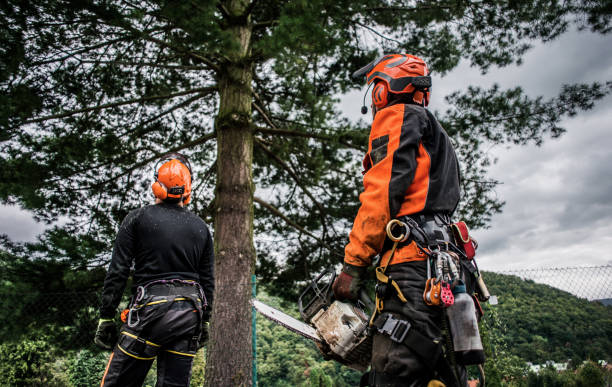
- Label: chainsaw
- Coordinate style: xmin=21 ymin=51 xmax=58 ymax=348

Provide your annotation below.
xmin=253 ymin=268 xmax=375 ymax=371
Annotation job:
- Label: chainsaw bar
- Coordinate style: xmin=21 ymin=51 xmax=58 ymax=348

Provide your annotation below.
xmin=252 ymin=299 xmax=322 ymax=343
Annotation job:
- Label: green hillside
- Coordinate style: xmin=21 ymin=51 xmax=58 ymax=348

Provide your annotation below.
xmin=253 ymin=272 xmax=612 ymax=385
xmin=1 ymin=259 xmax=610 ymax=385
xmin=482 ymin=271 xmax=612 ymax=364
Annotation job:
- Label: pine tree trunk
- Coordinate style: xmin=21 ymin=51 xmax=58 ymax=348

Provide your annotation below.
xmin=204 ymin=1 xmax=254 ymax=386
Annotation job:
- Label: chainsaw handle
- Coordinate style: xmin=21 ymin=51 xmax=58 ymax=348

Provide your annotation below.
xmin=298 ymin=268 xmax=336 ymax=322
xmin=358 ymin=288 xmax=375 ymax=312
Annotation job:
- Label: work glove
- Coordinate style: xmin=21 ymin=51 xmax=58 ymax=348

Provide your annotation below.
xmin=332 ymin=263 xmax=367 ymax=301
xmin=94 ymin=318 xmax=118 ymax=350
xmin=198 ymin=321 xmax=210 ymax=349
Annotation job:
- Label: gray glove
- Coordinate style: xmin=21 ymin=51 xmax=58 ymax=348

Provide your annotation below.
xmin=94 ymin=319 xmax=117 ymax=350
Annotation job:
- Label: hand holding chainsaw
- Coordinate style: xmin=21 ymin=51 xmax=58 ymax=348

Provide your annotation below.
xmin=332 ymin=263 xmax=367 ymax=301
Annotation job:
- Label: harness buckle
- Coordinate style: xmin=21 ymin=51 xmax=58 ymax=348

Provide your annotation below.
xmin=377 ymin=314 xmax=410 ymax=343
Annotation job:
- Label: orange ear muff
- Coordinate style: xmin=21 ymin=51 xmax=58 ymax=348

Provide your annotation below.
xmin=371 ymin=82 xmax=389 ymax=110
xmin=151 ymin=180 xmax=167 ymax=200
xmin=413 ymin=90 xmax=425 ymax=105
xmin=182 ymin=193 xmax=191 ymax=205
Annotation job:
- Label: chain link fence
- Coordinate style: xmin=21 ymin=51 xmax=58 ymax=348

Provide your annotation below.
xmin=494 ymin=265 xmax=612 ymax=301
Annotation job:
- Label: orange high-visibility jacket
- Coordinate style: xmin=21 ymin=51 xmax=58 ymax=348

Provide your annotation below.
xmin=345 ymin=103 xmax=461 ymax=267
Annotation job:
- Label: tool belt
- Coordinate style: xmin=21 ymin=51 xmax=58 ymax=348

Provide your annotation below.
xmin=371 ymin=212 xmax=484 ymax=328
xmin=378 ymin=213 xmax=455 ymax=267
xmin=373 ymin=213 xmax=456 ymax=316
xmin=127 ymin=279 xmax=206 ymax=327
xmin=404 ymin=213 xmax=454 ymax=246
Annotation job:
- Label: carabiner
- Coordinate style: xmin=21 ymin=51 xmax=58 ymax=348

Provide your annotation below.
xmin=386 ymin=219 xmax=410 ymax=242
xmin=127 ymin=308 xmax=140 ymax=328
xmin=135 ymin=285 xmax=146 ymax=303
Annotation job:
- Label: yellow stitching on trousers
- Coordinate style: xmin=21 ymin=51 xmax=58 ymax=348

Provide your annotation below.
xmin=132 ymin=297 xmax=201 ymax=308
xmin=120 ymin=331 xmax=160 ymax=347
xmin=117 ymin=345 xmax=156 ymax=360
xmin=165 ymin=349 xmax=196 ymax=357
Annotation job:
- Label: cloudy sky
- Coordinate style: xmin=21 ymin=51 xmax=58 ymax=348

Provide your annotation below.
xmin=444 ymin=29 xmax=612 ymax=272
xmin=1 ymin=27 xmax=611 ymax=276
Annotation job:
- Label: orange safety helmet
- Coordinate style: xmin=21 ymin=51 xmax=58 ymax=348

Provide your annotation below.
xmin=151 ymin=152 xmax=192 ymax=204
xmin=353 ymin=54 xmax=431 ymax=110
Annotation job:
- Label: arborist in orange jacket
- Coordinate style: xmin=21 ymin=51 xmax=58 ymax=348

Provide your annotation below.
xmin=333 ymin=54 xmax=467 ymax=387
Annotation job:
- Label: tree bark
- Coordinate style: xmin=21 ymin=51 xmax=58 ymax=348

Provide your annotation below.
xmin=205 ymin=1 xmax=254 ymax=386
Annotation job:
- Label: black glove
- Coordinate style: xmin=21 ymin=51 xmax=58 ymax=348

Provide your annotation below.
xmin=332 ymin=263 xmax=367 ymax=301
xmin=94 ymin=319 xmax=118 ymax=350
xmin=198 ymin=321 xmax=210 ymax=349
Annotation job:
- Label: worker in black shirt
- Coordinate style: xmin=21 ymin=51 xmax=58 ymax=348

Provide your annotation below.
xmin=95 ymin=152 xmax=214 ymax=387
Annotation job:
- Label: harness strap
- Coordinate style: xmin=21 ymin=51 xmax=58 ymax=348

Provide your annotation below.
xmin=126 ymin=281 xmax=206 ymax=353
xmin=373 ymin=313 xmax=441 ymax=367
xmin=375 ymin=267 xmax=408 ymax=305
xmin=372 ymin=313 xmax=462 ymax=387
xmin=360 ymin=371 xmax=417 ymax=386
xmin=370 ymin=220 xmax=409 ymax=325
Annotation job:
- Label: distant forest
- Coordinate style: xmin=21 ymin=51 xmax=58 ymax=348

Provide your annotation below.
xmin=1 ymin=254 xmax=611 ymax=385
xmin=482 ymin=271 xmax=612 ymax=363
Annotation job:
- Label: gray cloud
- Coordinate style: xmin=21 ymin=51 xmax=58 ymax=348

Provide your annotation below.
xmin=0 ymin=205 xmax=46 ymax=242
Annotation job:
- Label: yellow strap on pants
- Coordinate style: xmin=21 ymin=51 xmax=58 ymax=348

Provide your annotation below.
xmin=427 ymin=380 xmax=446 ymax=387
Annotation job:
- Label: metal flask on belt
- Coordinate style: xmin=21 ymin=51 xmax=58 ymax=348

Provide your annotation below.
xmin=446 ymin=282 xmax=485 ymax=365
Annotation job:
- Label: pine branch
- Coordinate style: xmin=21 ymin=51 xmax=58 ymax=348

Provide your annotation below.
xmin=45 ymin=94 xmax=208 ymax=184
xmin=254 ymin=197 xmax=343 ymax=258
xmin=29 ymin=37 xmax=131 ymax=66
xmin=251 ymin=90 xmax=363 ymax=151
xmin=253 ymin=196 xmax=322 ymax=243
xmin=79 ymin=60 xmax=210 ymax=71
xmin=123 ymin=92 xmax=209 ymax=135
xmin=363 ymin=2 xmax=459 ymax=13
xmin=252 ymin=102 xmax=277 ymax=129
xmin=134 ymin=30 xmax=220 ymax=72
xmin=254 ymin=126 xmax=363 ymax=150
xmin=254 ymin=137 xmax=330 ymax=241
xmin=353 ymin=20 xmax=402 ymax=45
xmin=82 ymin=132 xmax=216 ymax=190
xmin=85 ymin=5 xmax=221 ymax=72
xmin=253 ymin=20 xmax=278 ymax=29
xmin=22 ymin=87 xmax=216 ymax=125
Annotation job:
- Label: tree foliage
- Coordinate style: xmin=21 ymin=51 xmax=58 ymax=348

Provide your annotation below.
xmin=0 ymin=0 xmax=610 ymax=285
xmin=1 ymin=0 xmax=612 ymax=382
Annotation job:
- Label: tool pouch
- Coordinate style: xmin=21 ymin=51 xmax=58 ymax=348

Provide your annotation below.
xmin=451 ymin=221 xmax=476 ymax=260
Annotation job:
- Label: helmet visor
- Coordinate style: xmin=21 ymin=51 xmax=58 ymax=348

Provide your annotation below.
xmin=352 ymin=55 xmax=385 ymax=80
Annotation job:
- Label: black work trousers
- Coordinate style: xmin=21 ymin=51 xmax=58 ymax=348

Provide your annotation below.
xmin=371 ymin=261 xmax=467 ymax=387
xmin=101 ymin=286 xmax=202 ymax=387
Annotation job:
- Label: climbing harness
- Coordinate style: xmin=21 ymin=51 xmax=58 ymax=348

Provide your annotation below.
xmin=126 ymin=279 xmax=207 ymax=329
xmin=369 ymin=215 xmax=488 ymax=385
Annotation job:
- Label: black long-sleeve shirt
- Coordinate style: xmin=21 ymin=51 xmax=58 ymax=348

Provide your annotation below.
xmin=100 ymin=202 xmax=214 ymax=319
